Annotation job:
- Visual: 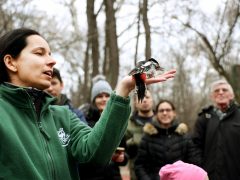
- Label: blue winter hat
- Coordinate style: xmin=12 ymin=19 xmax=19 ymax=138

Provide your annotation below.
xmin=91 ymin=75 xmax=112 ymax=102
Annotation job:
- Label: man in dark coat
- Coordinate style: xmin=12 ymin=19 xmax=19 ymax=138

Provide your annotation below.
xmin=192 ymin=79 xmax=240 ymax=180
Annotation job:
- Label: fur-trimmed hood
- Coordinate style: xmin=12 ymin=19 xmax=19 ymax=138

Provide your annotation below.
xmin=143 ymin=120 xmax=188 ymax=136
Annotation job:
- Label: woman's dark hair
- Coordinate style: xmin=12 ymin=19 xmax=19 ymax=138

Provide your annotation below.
xmin=155 ymin=99 xmax=176 ymax=112
xmin=0 ymin=28 xmax=40 ymax=83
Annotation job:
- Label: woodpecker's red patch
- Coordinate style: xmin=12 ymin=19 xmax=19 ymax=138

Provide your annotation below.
xmin=140 ymin=73 xmax=147 ymax=81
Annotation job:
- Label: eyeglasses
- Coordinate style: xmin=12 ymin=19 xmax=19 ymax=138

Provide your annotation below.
xmin=158 ymin=109 xmax=173 ymax=113
xmin=213 ymin=88 xmax=229 ymax=93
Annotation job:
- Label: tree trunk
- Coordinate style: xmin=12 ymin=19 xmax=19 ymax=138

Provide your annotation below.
xmin=104 ymin=0 xmax=119 ymax=88
xmin=142 ymin=0 xmax=151 ymax=59
xmin=134 ymin=0 xmax=142 ymax=65
xmin=87 ymin=0 xmax=100 ymax=77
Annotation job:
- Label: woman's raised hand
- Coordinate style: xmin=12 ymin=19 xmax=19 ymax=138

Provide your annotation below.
xmin=115 ymin=69 xmax=176 ymax=98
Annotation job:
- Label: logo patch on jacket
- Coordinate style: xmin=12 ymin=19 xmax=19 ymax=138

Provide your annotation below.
xmin=57 ymin=128 xmax=70 ymax=147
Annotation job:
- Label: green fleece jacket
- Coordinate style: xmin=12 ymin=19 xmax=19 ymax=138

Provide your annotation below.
xmin=0 ymin=84 xmax=131 ymax=180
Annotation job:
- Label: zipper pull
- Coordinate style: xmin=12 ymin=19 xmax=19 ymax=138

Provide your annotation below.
xmin=38 ymin=122 xmax=51 ymax=140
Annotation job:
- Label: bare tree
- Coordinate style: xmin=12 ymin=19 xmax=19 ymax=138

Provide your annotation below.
xmin=75 ymin=0 xmax=101 ymax=104
xmin=0 ymin=0 xmax=13 ymax=34
xmin=134 ymin=0 xmax=142 ymax=65
xmin=104 ymin=0 xmax=119 ymax=88
xmin=173 ymin=0 xmax=240 ymax=103
xmin=142 ymin=0 xmax=151 ymax=59
xmin=87 ymin=0 xmax=100 ymax=77
xmin=0 ymin=0 xmax=40 ymax=34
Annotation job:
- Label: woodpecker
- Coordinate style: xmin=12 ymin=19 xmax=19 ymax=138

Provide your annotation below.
xmin=129 ymin=58 xmax=164 ymax=102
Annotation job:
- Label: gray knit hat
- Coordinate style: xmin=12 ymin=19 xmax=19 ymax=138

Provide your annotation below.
xmin=91 ymin=75 xmax=112 ymax=102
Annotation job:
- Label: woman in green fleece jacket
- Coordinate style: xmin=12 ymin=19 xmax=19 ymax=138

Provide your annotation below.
xmin=0 ymin=28 xmax=176 ymax=180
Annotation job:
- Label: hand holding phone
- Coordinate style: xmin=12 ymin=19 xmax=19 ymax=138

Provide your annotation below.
xmin=115 ymin=147 xmax=125 ymax=154
xmin=112 ymin=147 xmax=125 ymax=162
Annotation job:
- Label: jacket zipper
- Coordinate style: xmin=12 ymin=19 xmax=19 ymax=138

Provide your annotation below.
xmin=166 ymin=129 xmax=171 ymax=138
xmin=31 ymin=100 xmax=56 ymax=180
xmin=38 ymin=122 xmax=56 ymax=179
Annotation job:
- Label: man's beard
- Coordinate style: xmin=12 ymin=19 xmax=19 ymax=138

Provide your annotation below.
xmin=139 ymin=109 xmax=151 ymax=114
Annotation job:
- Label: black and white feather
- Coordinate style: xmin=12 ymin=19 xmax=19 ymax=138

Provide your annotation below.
xmin=128 ymin=58 xmax=163 ymax=78
xmin=128 ymin=58 xmax=164 ymax=102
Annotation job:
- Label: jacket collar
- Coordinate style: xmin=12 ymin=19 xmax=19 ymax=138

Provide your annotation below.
xmin=0 ymin=83 xmax=56 ymax=110
xmin=130 ymin=111 xmax=154 ymax=125
xmin=143 ymin=119 xmax=188 ymax=136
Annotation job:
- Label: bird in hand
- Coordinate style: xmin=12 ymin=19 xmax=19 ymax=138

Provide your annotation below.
xmin=129 ymin=58 xmax=164 ymax=102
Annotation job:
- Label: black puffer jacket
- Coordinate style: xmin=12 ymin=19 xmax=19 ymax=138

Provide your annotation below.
xmin=192 ymin=102 xmax=240 ymax=180
xmin=134 ymin=120 xmax=201 ymax=180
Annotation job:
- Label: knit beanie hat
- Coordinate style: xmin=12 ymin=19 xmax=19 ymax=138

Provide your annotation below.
xmin=159 ymin=161 xmax=208 ymax=180
xmin=91 ymin=75 xmax=112 ymax=102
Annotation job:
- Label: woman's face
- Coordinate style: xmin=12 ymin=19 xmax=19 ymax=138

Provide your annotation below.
xmin=7 ymin=35 xmax=56 ymax=90
xmin=156 ymin=102 xmax=176 ymax=127
xmin=94 ymin=92 xmax=110 ymax=112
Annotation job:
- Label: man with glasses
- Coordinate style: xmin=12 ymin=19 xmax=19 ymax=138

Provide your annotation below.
xmin=192 ymin=80 xmax=240 ymax=180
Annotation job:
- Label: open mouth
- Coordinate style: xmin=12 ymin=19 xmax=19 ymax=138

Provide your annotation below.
xmin=43 ymin=70 xmax=53 ymax=77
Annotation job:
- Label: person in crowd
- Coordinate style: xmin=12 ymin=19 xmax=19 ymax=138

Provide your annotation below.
xmin=134 ymin=100 xmax=201 ymax=180
xmin=192 ymin=79 xmax=240 ymax=180
xmin=0 ymin=28 xmax=176 ymax=179
xmin=159 ymin=160 xmax=209 ymax=180
xmin=78 ymin=74 xmax=128 ymax=180
xmin=125 ymin=90 xmax=155 ymax=180
xmin=45 ymin=67 xmax=87 ymax=124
